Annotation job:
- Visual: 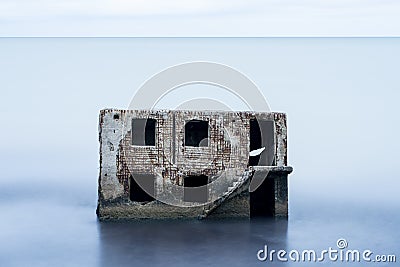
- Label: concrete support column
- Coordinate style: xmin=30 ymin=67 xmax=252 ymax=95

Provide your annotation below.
xmin=274 ymin=174 xmax=288 ymax=217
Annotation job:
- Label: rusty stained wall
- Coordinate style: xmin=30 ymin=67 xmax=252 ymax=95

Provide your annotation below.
xmin=98 ymin=109 xmax=287 ymax=202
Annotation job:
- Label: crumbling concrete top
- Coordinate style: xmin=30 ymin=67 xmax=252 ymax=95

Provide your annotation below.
xmin=251 ymin=166 xmax=293 ymax=174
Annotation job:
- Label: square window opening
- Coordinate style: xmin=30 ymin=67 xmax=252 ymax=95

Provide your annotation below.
xmin=183 ymin=175 xmax=209 ymax=203
xmin=129 ymin=174 xmax=155 ymax=202
xmin=132 ymin=118 xmax=156 ymax=146
xmin=184 ymin=120 xmax=209 ymax=147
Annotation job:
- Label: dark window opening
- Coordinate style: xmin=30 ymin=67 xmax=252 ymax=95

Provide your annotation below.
xmin=113 ymin=114 xmax=119 ymax=120
xmin=249 ymin=119 xmax=275 ymax=166
xmin=184 ymin=120 xmax=209 ymax=147
xmin=249 ymin=119 xmax=262 ymax=166
xmin=129 ymin=174 xmax=155 ymax=202
xmin=132 ymin=118 xmax=156 ymax=146
xmin=250 ymin=175 xmax=275 ymax=217
xmin=183 ymin=175 xmax=208 ymax=203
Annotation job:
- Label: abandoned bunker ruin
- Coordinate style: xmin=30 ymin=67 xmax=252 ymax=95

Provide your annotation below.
xmin=97 ymin=109 xmax=293 ymax=220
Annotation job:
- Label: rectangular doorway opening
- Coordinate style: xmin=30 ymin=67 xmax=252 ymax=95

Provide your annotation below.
xmin=183 ymin=175 xmax=208 ymax=203
xmin=129 ymin=174 xmax=155 ymax=202
xmin=250 ymin=176 xmax=275 ymax=217
xmin=249 ymin=119 xmax=275 ymax=166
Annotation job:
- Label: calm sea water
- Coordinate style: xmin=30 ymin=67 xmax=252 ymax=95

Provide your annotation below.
xmin=0 ymin=38 xmax=399 ymax=266
xmin=0 ymin=180 xmax=398 ymax=267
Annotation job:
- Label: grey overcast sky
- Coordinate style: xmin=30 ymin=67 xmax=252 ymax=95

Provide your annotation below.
xmin=1 ymin=0 xmax=399 ymax=36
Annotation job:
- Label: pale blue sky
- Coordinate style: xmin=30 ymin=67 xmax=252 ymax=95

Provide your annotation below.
xmin=1 ymin=1 xmax=400 ymax=36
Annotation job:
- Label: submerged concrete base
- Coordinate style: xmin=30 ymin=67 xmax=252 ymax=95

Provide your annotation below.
xmin=97 ymin=195 xmax=250 ymax=221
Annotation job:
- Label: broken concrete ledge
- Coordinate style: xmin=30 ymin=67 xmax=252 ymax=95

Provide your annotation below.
xmin=251 ymin=166 xmax=293 ymax=175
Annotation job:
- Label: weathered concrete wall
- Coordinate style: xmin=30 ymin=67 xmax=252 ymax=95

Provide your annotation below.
xmin=97 ymin=109 xmax=291 ymax=220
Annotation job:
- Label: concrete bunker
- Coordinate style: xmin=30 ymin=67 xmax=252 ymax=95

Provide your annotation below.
xmin=97 ymin=109 xmax=292 ymax=220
